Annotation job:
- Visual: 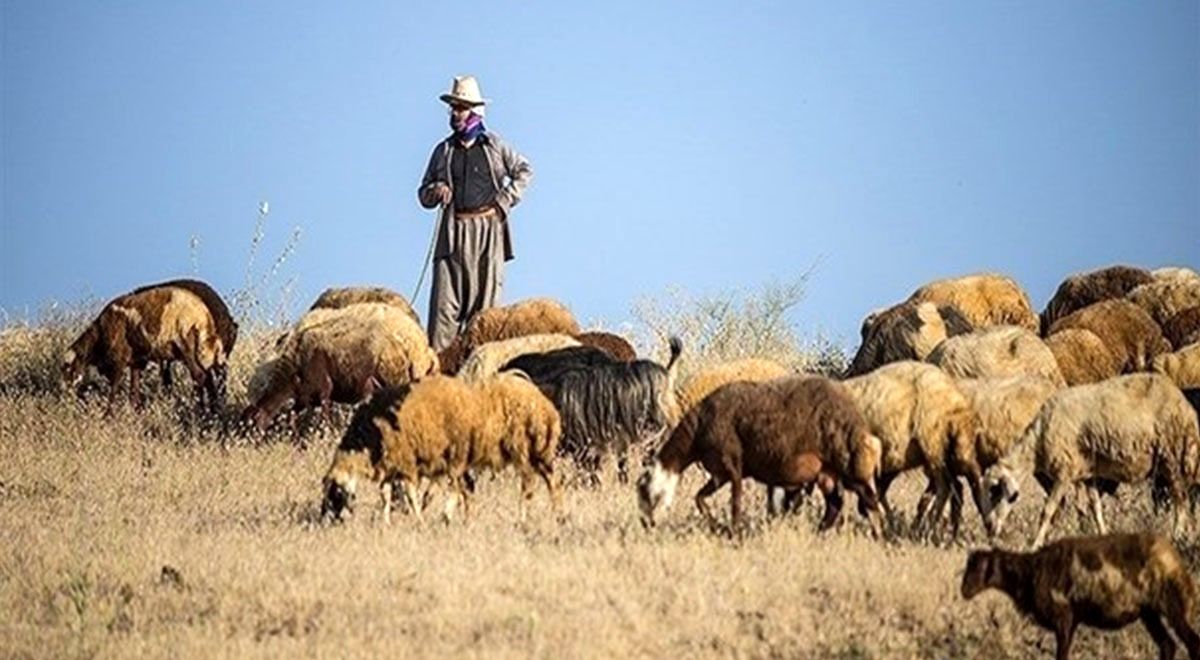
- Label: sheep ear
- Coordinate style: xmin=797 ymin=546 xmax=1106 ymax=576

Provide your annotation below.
xmin=1007 ymin=488 xmax=1019 ymax=504
xmin=63 ymin=349 xmax=75 ymax=365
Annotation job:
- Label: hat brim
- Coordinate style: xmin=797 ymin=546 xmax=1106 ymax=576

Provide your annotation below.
xmin=440 ymin=94 xmax=489 ymax=106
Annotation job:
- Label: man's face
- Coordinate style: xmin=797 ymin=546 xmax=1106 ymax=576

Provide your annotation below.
xmin=449 ymin=103 xmax=473 ymax=130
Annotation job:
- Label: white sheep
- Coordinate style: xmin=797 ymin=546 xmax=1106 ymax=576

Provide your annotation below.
xmin=456 ymin=333 xmax=581 ymax=383
xmin=926 ymin=325 xmax=1065 ymax=386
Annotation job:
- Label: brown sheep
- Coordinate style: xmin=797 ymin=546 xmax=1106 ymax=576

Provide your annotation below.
xmin=309 ymin=286 xmax=420 ymax=324
xmin=636 ymin=376 xmax=884 ymax=534
xmin=321 ymin=373 xmax=561 ymax=523
xmin=847 ymin=301 xmax=974 ymax=377
xmin=574 ymin=331 xmax=637 ymax=361
xmin=241 ymin=303 xmax=437 ymax=431
xmin=907 ymin=273 xmax=1038 ymax=332
xmin=1153 ymin=343 xmax=1200 ymax=390
xmin=843 ymin=361 xmax=989 ymax=538
xmin=62 ymin=286 xmax=225 ymax=412
xmin=131 ymin=278 xmax=238 ymax=400
xmin=1163 ymin=307 xmax=1200 ymax=351
xmin=1127 ymin=278 xmax=1200 ymax=327
xmin=438 ymin=298 xmax=581 ymax=375
xmin=962 ymin=533 xmax=1200 ymax=660
xmin=927 ymin=325 xmax=1066 ymax=386
xmin=1044 ymin=328 xmax=1120 ymax=386
xmin=1040 ymin=265 xmax=1154 ymax=333
xmin=1049 ymin=299 xmax=1171 ymax=373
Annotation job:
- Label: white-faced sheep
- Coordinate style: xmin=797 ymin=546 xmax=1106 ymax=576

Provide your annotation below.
xmin=456 ymin=333 xmax=581 ymax=383
xmin=927 ymin=325 xmax=1066 ymax=386
xmin=1164 ymin=307 xmax=1200 ymax=351
xmin=1153 ymin=343 xmax=1200 ymax=390
xmin=1040 ymin=265 xmax=1154 ymax=333
xmin=847 ymin=301 xmax=974 ymax=377
xmin=63 ymin=285 xmax=226 ymax=412
xmin=636 ymin=376 xmax=884 ymax=534
xmin=437 ymin=298 xmax=580 ymax=375
xmin=241 ymin=303 xmax=438 ymax=431
xmin=907 ymin=273 xmax=1039 ymax=333
xmin=1044 ymin=328 xmax=1120 ymax=386
xmin=1126 ymin=278 xmax=1200 ymax=328
xmin=309 ymin=286 xmax=420 ymax=324
xmin=321 ymin=373 xmax=561 ymax=523
xmin=962 ymin=533 xmax=1200 ymax=660
xmin=573 ymin=331 xmax=637 ymax=361
xmin=841 ymin=361 xmax=989 ymax=537
xmin=1048 ymin=299 xmax=1171 ymax=373
xmin=985 ymin=374 xmax=1200 ymax=548
xmin=503 ymin=339 xmax=682 ymax=483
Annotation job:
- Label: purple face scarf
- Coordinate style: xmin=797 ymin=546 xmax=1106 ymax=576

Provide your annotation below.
xmin=451 ymin=111 xmax=486 ymax=142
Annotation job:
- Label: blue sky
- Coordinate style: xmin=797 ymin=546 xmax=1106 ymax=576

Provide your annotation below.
xmin=2 ymin=2 xmax=1197 ymax=346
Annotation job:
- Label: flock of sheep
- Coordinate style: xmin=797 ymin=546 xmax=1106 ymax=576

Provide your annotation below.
xmin=58 ymin=264 xmax=1200 ymax=658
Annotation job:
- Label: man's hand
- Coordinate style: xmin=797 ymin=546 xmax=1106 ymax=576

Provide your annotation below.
xmin=432 ymin=183 xmax=452 ymax=207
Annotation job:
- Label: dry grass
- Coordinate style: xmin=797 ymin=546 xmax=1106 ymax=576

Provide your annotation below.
xmin=0 ymin=281 xmax=1189 ymax=658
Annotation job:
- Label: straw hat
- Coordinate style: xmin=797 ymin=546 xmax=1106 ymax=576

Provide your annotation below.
xmin=439 ymin=75 xmax=489 ymax=107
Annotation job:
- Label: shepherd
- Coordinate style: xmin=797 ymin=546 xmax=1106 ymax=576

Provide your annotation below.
xmin=417 ymin=75 xmax=534 ymax=351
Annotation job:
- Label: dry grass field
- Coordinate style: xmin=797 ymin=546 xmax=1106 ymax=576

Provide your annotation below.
xmin=0 ymin=290 xmax=1190 ymax=659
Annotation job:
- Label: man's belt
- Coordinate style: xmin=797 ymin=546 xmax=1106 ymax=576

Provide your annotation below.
xmin=454 ymin=205 xmax=499 ymax=220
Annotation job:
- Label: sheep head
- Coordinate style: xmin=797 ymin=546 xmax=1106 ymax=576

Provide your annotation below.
xmin=982 ymin=465 xmax=1020 ymax=536
xmin=321 ymin=449 xmax=375 ymax=522
xmin=960 ymin=549 xmax=1002 ymax=600
xmin=636 ymin=459 xmax=679 ymax=528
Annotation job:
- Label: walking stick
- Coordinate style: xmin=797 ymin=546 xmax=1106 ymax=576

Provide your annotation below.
xmin=412 ymin=204 xmax=444 ymax=303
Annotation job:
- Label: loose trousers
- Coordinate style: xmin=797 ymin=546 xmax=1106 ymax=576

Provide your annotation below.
xmin=427 ymin=214 xmax=506 ymax=351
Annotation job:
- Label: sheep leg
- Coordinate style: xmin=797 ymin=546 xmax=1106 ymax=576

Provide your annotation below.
xmin=402 ymin=480 xmax=424 ymax=524
xmin=913 ymin=478 xmax=939 ymax=531
xmin=694 ymin=476 xmax=726 ymax=530
xmin=128 ymin=366 xmax=144 ymax=410
xmin=842 ymin=477 xmax=884 ymax=538
xmin=916 ymin=471 xmax=952 ymax=541
xmin=1161 ymin=584 xmax=1200 ymax=659
xmin=380 ymin=481 xmax=393 ymax=526
xmin=1169 ymin=478 xmax=1191 ymax=540
xmin=729 ymin=475 xmax=744 ymax=536
xmin=817 ymin=480 xmax=844 ymax=531
xmin=1087 ymin=484 xmax=1107 ymax=535
xmin=1140 ymin=611 xmax=1178 ymax=660
xmin=160 ymin=360 xmax=174 ymax=391
xmin=534 ymin=459 xmax=562 ymax=516
xmin=1033 ymin=482 xmax=1071 ymax=549
xmin=1054 ymin=616 xmax=1076 ymax=660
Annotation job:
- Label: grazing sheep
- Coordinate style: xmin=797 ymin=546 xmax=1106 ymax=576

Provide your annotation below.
xmin=842 ymin=361 xmax=989 ymax=537
xmin=962 ymin=533 xmax=1200 ymax=660
xmin=574 ymin=331 xmax=637 ymax=361
xmin=1048 ymin=299 xmax=1171 ymax=373
xmin=1044 ymin=328 xmax=1120 ymax=386
xmin=847 ymin=301 xmax=974 ymax=377
xmin=1153 ymin=343 xmax=1200 ymax=390
xmin=63 ymin=286 xmax=225 ymax=412
xmin=1163 ymin=307 xmax=1200 ymax=351
xmin=309 ymin=286 xmax=420 ymax=324
xmin=636 ymin=376 xmax=884 ymax=534
xmin=241 ymin=303 xmax=438 ymax=431
xmin=438 ymin=298 xmax=581 ymax=375
xmin=456 ymin=333 xmax=581 ymax=383
xmin=1127 ymin=278 xmax=1200 ymax=327
xmin=907 ymin=273 xmax=1038 ymax=332
xmin=675 ymin=358 xmax=790 ymax=418
xmin=1040 ymin=265 xmax=1155 ymax=333
xmin=927 ymin=325 xmax=1066 ymax=386
xmin=131 ymin=278 xmax=238 ymax=400
xmin=509 ymin=338 xmax=682 ymax=482
xmin=985 ymin=374 xmax=1200 ymax=548
xmin=321 ymin=373 xmax=561 ymax=523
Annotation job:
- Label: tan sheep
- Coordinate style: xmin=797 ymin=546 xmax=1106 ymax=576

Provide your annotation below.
xmin=309 ymin=286 xmax=420 ymax=324
xmin=985 ymin=374 xmax=1200 ymax=548
xmin=927 ymin=325 xmax=1066 ymax=386
xmin=242 ymin=303 xmax=438 ymax=431
xmin=63 ymin=286 xmax=226 ymax=412
xmin=321 ymin=373 xmax=562 ymax=523
xmin=842 ymin=361 xmax=989 ymax=537
xmin=907 ymin=273 xmax=1038 ymax=332
xmin=456 ymin=333 xmax=581 ymax=383
xmin=1153 ymin=343 xmax=1200 ymax=390
xmin=674 ymin=358 xmax=790 ymax=418
xmin=1126 ymin=278 xmax=1200 ymax=327
xmin=1048 ymin=299 xmax=1171 ymax=373
xmin=438 ymin=298 xmax=581 ymax=375
xmin=1153 ymin=266 xmax=1200 ymax=283
xmin=1044 ymin=328 xmax=1120 ymax=386
xmin=847 ymin=301 xmax=974 ymax=377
